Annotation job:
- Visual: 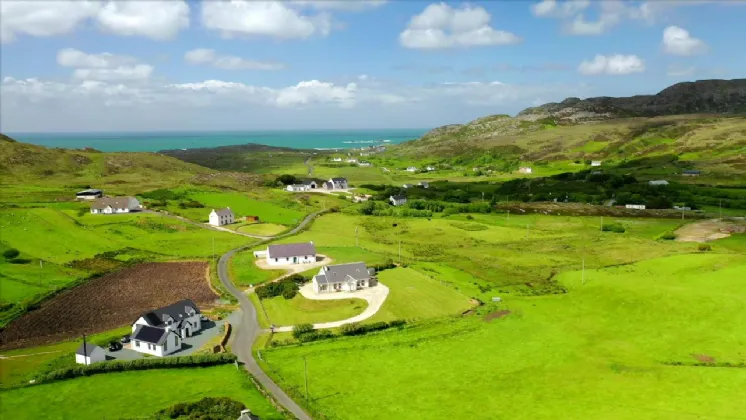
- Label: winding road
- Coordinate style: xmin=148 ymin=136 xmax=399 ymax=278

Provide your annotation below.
xmin=216 ymin=210 xmax=326 ymax=420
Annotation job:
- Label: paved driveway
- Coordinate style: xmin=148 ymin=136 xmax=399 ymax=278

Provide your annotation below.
xmin=273 ymin=282 xmax=389 ymax=332
xmin=104 ymin=320 xmax=221 ymax=360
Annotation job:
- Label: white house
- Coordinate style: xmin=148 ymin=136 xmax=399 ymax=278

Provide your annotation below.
xmin=238 ymin=409 xmax=258 ymax=420
xmin=76 ymin=189 xmax=103 ymax=200
xmin=302 ymin=180 xmax=318 ymax=189
xmin=358 ymin=161 xmax=372 ymax=167
xmin=209 ymin=208 xmax=234 ymax=226
xmin=332 ymin=157 xmax=342 ymax=162
xmin=649 ymin=180 xmax=669 ymax=186
xmin=418 ymin=182 xmax=429 ymax=188
xmin=626 ymin=204 xmax=646 ymax=210
xmin=312 ymin=262 xmax=376 ymax=294
xmin=591 ymin=161 xmax=602 ymax=167
xmin=287 ymin=184 xmax=310 ymax=192
xmin=346 ymin=158 xmax=358 ymax=163
xmin=519 ymin=167 xmax=533 ymax=174
xmin=90 ymin=197 xmax=141 ymax=214
xmin=323 ymin=177 xmax=348 ymax=190
xmin=406 ymin=166 xmax=418 ymax=172
xmin=131 ymin=299 xmax=202 ymax=357
xmin=426 ymin=166 xmax=436 ymax=171
xmin=390 ymin=195 xmax=407 ymax=206
xmin=75 ymin=343 xmax=106 ymax=365
xmin=402 ymin=184 xmax=414 ymax=189
xmin=255 ymin=242 xmax=317 ymax=266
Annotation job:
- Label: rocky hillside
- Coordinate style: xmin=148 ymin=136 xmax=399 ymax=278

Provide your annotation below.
xmin=519 ymin=79 xmax=746 ymax=123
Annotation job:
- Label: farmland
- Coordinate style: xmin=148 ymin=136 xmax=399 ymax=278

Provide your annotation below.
xmin=260 ymin=253 xmax=746 ymax=419
xmin=0 ymin=365 xmax=284 ymax=420
xmin=0 ymin=262 xmax=216 ymax=349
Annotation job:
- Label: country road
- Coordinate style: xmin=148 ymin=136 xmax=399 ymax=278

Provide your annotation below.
xmin=216 ymin=210 xmax=326 ymax=420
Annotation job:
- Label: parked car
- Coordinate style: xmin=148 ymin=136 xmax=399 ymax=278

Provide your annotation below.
xmin=120 ymin=335 xmax=130 ymax=344
xmin=109 ymin=341 xmax=123 ymax=352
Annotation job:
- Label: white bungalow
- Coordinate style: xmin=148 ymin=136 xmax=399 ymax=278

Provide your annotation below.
xmin=76 ymin=189 xmax=103 ymax=200
xmin=255 ymin=242 xmax=316 ymax=266
xmin=358 ymin=161 xmax=372 ymax=167
xmin=426 ymin=166 xmax=436 ymax=171
xmin=75 ymin=343 xmax=106 ymax=365
xmin=131 ymin=299 xmax=202 ymax=357
xmin=402 ymin=184 xmax=414 ymax=189
xmin=406 ymin=166 xmax=418 ymax=172
xmin=649 ymin=180 xmax=669 ymax=186
xmin=519 ymin=167 xmax=533 ymax=174
xmin=312 ymin=262 xmax=376 ymax=294
xmin=390 ymin=195 xmax=407 ymax=206
xmin=346 ymin=158 xmax=358 ymax=164
xmin=625 ymin=204 xmax=646 ymax=210
xmin=591 ymin=161 xmax=602 ymax=167
xmin=209 ymin=208 xmax=234 ymax=226
xmin=287 ymin=184 xmax=310 ymax=192
xmin=332 ymin=157 xmax=343 ymax=162
xmin=90 ymin=197 xmax=141 ymax=214
xmin=418 ymin=182 xmax=429 ymax=188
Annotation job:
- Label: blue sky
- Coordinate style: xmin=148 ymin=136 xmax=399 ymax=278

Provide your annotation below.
xmin=1 ymin=0 xmax=743 ymax=132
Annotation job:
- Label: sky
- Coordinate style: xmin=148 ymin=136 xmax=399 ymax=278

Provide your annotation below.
xmin=1 ymin=0 xmax=744 ymax=132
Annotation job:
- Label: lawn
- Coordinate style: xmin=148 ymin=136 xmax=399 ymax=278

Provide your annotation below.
xmin=230 ymin=249 xmax=285 ymax=287
xmin=187 ymin=191 xmax=306 ymax=225
xmin=261 ymin=253 xmax=746 ymax=419
xmin=260 ymin=294 xmax=368 ymax=327
xmin=0 ymin=365 xmax=284 ymax=420
xmin=238 ymin=223 xmax=288 ymax=236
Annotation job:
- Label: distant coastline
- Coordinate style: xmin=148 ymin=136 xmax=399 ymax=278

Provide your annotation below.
xmin=8 ymin=129 xmax=428 ymax=153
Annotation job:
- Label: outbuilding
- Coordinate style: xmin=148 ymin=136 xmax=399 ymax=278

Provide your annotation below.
xmin=75 ymin=343 xmax=106 ymax=365
xmin=76 ymin=189 xmax=103 ymax=200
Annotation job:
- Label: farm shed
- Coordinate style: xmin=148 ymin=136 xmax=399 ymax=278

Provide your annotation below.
xmin=75 ymin=343 xmax=106 ymax=365
xmin=76 ymin=189 xmax=103 ymax=200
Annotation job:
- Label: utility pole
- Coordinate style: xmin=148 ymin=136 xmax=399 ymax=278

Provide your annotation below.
xmin=398 ymin=240 xmax=402 ymax=264
xmin=581 ymin=257 xmax=585 ymax=285
xmin=682 ymin=208 xmax=685 ymax=221
xmin=482 ymin=192 xmax=485 ymax=203
xmin=303 ymin=356 xmax=309 ymax=400
xmin=212 ymin=237 xmax=215 ymax=265
xmin=355 ymin=226 xmax=359 ymax=247
xmin=526 ymin=223 xmax=529 ymax=239
xmin=507 ymin=210 xmax=510 ymax=221
xmin=600 ymin=216 xmax=604 ymax=231
xmin=83 ymin=333 xmax=88 ymax=366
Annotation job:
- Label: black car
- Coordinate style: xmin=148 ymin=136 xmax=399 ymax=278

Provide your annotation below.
xmin=109 ymin=341 xmax=123 ymax=352
xmin=120 ymin=335 xmax=130 ymax=344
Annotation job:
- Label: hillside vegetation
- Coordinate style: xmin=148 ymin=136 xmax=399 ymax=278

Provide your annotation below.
xmin=394 ymin=79 xmax=746 ymax=176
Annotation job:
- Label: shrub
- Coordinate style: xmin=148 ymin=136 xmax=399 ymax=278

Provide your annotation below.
xmin=3 ymin=248 xmax=20 ymax=260
xmin=154 ymin=397 xmax=245 ymax=419
xmin=698 ymin=244 xmax=712 ymax=252
xmin=601 ymin=223 xmax=626 ymax=233
xmin=292 ymin=323 xmax=314 ymax=340
xmin=658 ymin=231 xmax=677 ymax=240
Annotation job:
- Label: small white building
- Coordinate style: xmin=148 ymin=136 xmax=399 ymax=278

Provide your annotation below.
xmin=626 ymin=204 xmax=646 ymax=210
xmin=256 ymin=242 xmax=317 ymax=266
xmin=402 ymin=184 xmax=414 ymax=189
xmin=649 ymin=180 xmax=669 ymax=186
xmin=332 ymin=157 xmax=342 ymax=162
xmin=131 ymin=299 xmax=202 ymax=357
xmin=209 ymin=208 xmax=234 ymax=226
xmin=519 ymin=167 xmax=533 ymax=174
xmin=76 ymin=189 xmax=103 ymax=200
xmin=358 ymin=161 xmax=372 ymax=167
xmin=312 ymin=262 xmax=376 ymax=294
xmin=287 ymin=184 xmax=310 ymax=192
xmin=418 ymin=182 xmax=429 ymax=188
xmin=406 ymin=167 xmax=418 ymax=172
xmin=75 ymin=343 xmax=106 ymax=365
xmin=591 ymin=161 xmax=602 ymax=167
xmin=90 ymin=197 xmax=141 ymax=214
xmin=426 ymin=166 xmax=436 ymax=172
xmin=390 ymin=195 xmax=407 ymax=206
xmin=346 ymin=158 xmax=358 ymax=163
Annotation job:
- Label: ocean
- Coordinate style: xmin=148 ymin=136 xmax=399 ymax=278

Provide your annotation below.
xmin=8 ymin=129 xmax=429 ymax=153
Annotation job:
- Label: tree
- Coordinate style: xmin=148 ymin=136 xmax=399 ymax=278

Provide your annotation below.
xmin=275 ymin=174 xmax=298 ymax=186
xmin=3 ymin=248 xmax=20 ymax=260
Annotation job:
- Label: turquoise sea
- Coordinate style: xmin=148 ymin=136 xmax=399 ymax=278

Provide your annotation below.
xmin=8 ymin=129 xmax=429 ymax=152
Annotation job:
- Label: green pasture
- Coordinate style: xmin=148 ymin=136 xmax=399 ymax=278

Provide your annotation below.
xmin=260 ymin=294 xmax=368 ymax=327
xmin=230 ymin=250 xmax=284 ymax=287
xmin=0 ymin=365 xmax=283 ymax=420
xmin=238 ymin=223 xmax=288 ymax=236
xmin=261 ymin=253 xmax=746 ymax=419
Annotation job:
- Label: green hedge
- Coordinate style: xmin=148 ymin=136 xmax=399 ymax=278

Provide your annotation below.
xmin=152 ymin=396 xmax=246 ymax=419
xmin=38 ymin=353 xmax=237 ymax=383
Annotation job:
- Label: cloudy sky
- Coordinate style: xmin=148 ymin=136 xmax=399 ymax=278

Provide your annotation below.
xmin=1 ymin=0 xmax=743 ymax=132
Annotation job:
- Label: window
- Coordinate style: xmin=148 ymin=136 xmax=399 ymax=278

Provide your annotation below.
xmin=164 ymin=340 xmax=168 ymax=351
xmin=274 ymin=258 xmax=278 ymax=262
xmin=175 ymin=336 xmax=180 ymax=346
xmin=135 ymin=341 xmax=140 ymax=347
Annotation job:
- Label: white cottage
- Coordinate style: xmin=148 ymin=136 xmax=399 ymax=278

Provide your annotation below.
xmin=75 ymin=343 xmax=106 ymax=365
xmin=131 ymin=299 xmax=202 ymax=357
xmin=76 ymin=189 xmax=103 ymax=200
xmin=287 ymin=184 xmax=310 ymax=192
xmin=519 ymin=167 xmax=533 ymax=174
xmin=255 ymin=242 xmax=317 ymax=266
xmin=625 ymin=204 xmax=646 ymax=210
xmin=209 ymin=208 xmax=234 ymax=226
xmin=591 ymin=161 xmax=603 ymax=167
xmin=406 ymin=167 xmax=418 ymax=172
xmin=312 ymin=262 xmax=375 ymax=294
xmin=649 ymin=180 xmax=669 ymax=186
xmin=90 ymin=197 xmax=141 ymax=214
xmin=390 ymin=195 xmax=407 ymax=206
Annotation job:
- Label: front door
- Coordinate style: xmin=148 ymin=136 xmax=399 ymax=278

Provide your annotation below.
xmin=293 ymin=256 xmax=298 ymax=263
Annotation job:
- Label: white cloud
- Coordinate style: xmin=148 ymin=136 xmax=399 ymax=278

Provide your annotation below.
xmin=96 ymin=0 xmax=190 ymax=40
xmin=291 ymin=1 xmax=387 ymax=11
xmin=0 ymin=0 xmax=189 ymax=43
xmin=56 ymin=48 xmax=152 ymax=82
xmin=201 ymin=0 xmax=332 ymax=40
xmin=667 ymin=65 xmax=696 ymax=77
xmin=531 ymin=0 xmax=590 ymax=18
xmin=662 ymin=25 xmax=707 ymax=56
xmin=184 ymin=48 xmax=285 ymax=71
xmin=275 ymin=80 xmax=357 ymax=108
xmin=57 ymin=48 xmax=138 ymax=68
xmin=400 ymin=3 xmax=521 ymax=49
xmin=578 ymin=54 xmax=645 ymax=75
xmin=0 ymin=1 xmax=101 ymax=43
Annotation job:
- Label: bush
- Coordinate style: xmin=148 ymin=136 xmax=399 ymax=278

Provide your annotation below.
xmin=601 ymin=223 xmax=626 ymax=233
xmin=658 ymin=231 xmax=677 ymax=240
xmin=154 ymin=397 xmax=245 ymax=420
xmin=255 ymin=274 xmax=306 ymax=300
xmin=698 ymin=244 xmax=712 ymax=252
xmin=37 ymin=354 xmax=237 ymax=383
xmin=3 ymin=248 xmax=20 ymax=260
xmin=292 ymin=323 xmax=314 ymax=340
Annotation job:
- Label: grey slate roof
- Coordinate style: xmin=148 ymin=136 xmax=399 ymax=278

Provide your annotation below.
xmin=302 ymin=180 xmax=317 ymax=185
xmin=77 ymin=189 xmax=102 ymax=195
xmin=76 ymin=343 xmax=103 ymax=356
xmin=323 ymin=181 xmax=333 ymax=189
xmin=268 ymin=242 xmax=316 ymax=259
xmin=331 ymin=177 xmax=347 ymax=183
xmin=213 ymin=208 xmax=233 ymax=217
xmin=391 ymin=195 xmax=406 ymax=201
xmin=138 ymin=299 xmax=200 ymax=327
xmin=320 ymin=262 xmax=372 ymax=283
xmin=91 ymin=197 xmax=136 ymax=210
xmin=683 ymin=170 xmax=701 ymax=174
xmin=132 ymin=324 xmax=170 ymax=345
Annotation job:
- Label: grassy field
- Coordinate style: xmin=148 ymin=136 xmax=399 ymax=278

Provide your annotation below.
xmin=230 ymin=249 xmax=285 ymax=287
xmin=0 ymin=365 xmax=284 ymax=420
xmin=261 ymin=294 xmax=368 ymax=326
xmin=238 ymin=223 xmax=287 ymax=236
xmin=261 ymin=253 xmax=746 ymax=419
